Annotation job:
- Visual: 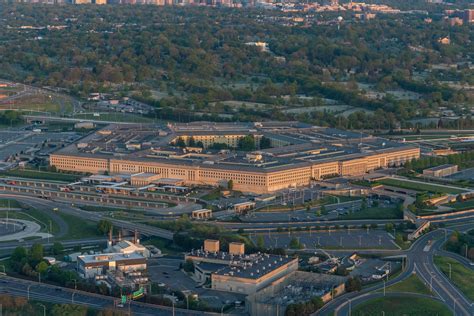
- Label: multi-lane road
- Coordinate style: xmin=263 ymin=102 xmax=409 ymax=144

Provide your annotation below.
xmin=0 ymin=275 xmax=218 ymax=316
xmin=0 ymin=193 xmax=174 ymax=240
xmin=1 ymin=190 xmax=474 ymax=315
xmin=317 ymin=222 xmax=474 ymax=316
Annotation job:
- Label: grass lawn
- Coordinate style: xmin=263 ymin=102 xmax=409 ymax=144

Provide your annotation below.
xmin=340 ymin=206 xmax=402 ymax=220
xmin=0 ymin=199 xmax=21 ymax=208
xmin=0 ymin=168 xmax=82 ymax=182
xmin=384 ymin=274 xmax=431 ymax=295
xmin=56 ymin=212 xmax=102 ymax=240
xmin=201 ymin=189 xmax=221 ymax=201
xmin=79 ymin=205 xmax=121 ymax=212
xmin=448 ymin=199 xmax=474 ymax=211
xmin=377 ymin=178 xmax=466 ymax=194
xmin=352 ymin=296 xmax=451 ymax=316
xmin=0 ymin=208 xmax=60 ymax=235
xmin=434 ymin=256 xmax=474 ymax=301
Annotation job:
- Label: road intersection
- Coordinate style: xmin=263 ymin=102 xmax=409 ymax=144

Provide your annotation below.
xmin=317 ymin=222 xmax=474 ymax=316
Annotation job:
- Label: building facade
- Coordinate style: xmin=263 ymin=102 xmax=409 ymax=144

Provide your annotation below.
xmin=50 ymin=146 xmax=419 ymax=194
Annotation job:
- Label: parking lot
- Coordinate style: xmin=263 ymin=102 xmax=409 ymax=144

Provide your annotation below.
xmin=241 ymin=200 xmax=362 ymax=223
xmin=448 ymin=167 xmax=474 ymax=181
xmin=147 ymin=258 xmax=245 ymax=308
xmin=250 ymin=229 xmax=399 ymax=250
xmin=350 ymin=258 xmax=402 ymax=280
xmin=0 ymin=128 xmax=80 ymax=160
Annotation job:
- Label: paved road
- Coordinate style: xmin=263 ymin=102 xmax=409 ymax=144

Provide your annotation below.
xmin=244 ymin=200 xmax=363 ymax=223
xmin=0 ymin=193 xmax=174 ymax=240
xmin=0 ymin=275 xmax=218 ymax=315
xmin=0 ymin=237 xmax=109 ymax=254
xmin=317 ymin=222 xmax=474 ymax=316
xmin=217 ymin=219 xmax=404 ymax=231
xmin=7 ymin=195 xmax=69 ymax=238
xmin=23 ymin=114 xmax=140 ymax=125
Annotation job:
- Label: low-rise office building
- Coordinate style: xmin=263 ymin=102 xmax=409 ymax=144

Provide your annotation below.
xmin=78 ymin=252 xmax=147 ymax=279
xmin=50 ymin=122 xmax=420 ymax=194
xmin=422 ymin=164 xmax=458 ymax=177
xmin=185 ymin=240 xmax=299 ymax=295
xmin=211 ymin=254 xmax=299 ymax=295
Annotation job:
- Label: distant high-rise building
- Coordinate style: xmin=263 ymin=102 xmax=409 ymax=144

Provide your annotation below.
xmin=449 ymin=17 xmax=463 ymax=26
xmin=464 ymin=9 xmax=474 ymax=23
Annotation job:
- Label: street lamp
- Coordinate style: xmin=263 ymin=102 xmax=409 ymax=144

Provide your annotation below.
xmin=27 ymin=284 xmax=33 ymax=300
xmin=344 ymin=298 xmax=352 ymax=316
xmin=37 ymin=303 xmax=46 ymax=316
xmin=430 ymin=274 xmax=433 ymax=293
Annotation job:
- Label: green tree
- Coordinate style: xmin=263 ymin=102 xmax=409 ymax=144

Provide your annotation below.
xmin=51 ymin=304 xmax=89 ymax=316
xmin=97 ymin=220 xmax=113 ymax=235
xmin=36 ymin=261 xmax=49 ymax=274
xmin=183 ymin=259 xmax=195 ymax=273
xmin=335 ymin=266 xmax=348 ymax=276
xmin=256 ymin=235 xmax=265 ymax=248
xmin=345 ymin=276 xmax=362 ymax=292
xmin=11 ymin=246 xmax=28 ymax=263
xmin=30 ymin=243 xmax=44 ymax=263
xmin=227 ymin=179 xmax=234 ymax=190
xmin=175 ymin=137 xmax=186 ymax=147
xmin=289 ymin=237 xmax=302 ymax=249
xmin=52 ymin=242 xmax=64 ymax=255
xmin=319 ymin=205 xmax=326 ymax=216
xmin=260 ymin=136 xmax=271 ymax=149
xmin=238 ymin=135 xmax=256 ymax=151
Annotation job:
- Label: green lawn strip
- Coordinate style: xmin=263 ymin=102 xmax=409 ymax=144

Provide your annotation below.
xmin=340 ymin=206 xmax=402 ymax=220
xmin=383 ymin=274 xmax=432 ymax=295
xmin=352 ymin=296 xmax=451 ymax=316
xmin=201 ymin=188 xmax=221 ymax=201
xmin=80 ymin=205 xmax=147 ymax=215
xmin=434 ymin=255 xmax=474 ymax=301
xmin=0 ymin=208 xmax=60 ymax=235
xmin=0 ymin=169 xmax=82 ymax=182
xmin=0 ymin=199 xmax=22 ymax=208
xmin=377 ymin=178 xmax=465 ymax=194
xmin=56 ymin=212 xmax=102 ymax=240
xmin=448 ymin=199 xmax=474 ymax=211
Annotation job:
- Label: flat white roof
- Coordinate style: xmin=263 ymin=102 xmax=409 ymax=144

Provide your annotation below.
xmin=79 ymin=252 xmax=145 ymax=264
